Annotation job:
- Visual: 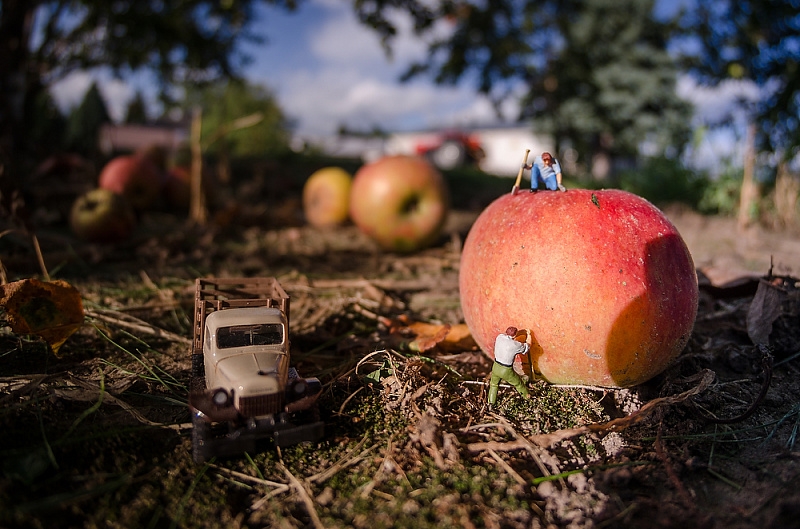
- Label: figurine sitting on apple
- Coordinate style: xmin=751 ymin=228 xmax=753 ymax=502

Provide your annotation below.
xmin=523 ymin=152 xmax=565 ymax=193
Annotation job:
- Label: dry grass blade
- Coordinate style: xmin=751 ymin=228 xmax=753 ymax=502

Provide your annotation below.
xmin=279 ymin=462 xmax=324 ymax=529
xmin=86 ymin=308 xmax=191 ymax=345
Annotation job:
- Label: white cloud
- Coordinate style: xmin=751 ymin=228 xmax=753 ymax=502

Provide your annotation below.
xmin=678 ymin=75 xmax=761 ymax=125
xmin=261 ymin=0 xmax=511 ymax=137
xmin=49 ymin=71 xmax=94 ymax=113
xmin=49 ymin=70 xmax=135 ymax=123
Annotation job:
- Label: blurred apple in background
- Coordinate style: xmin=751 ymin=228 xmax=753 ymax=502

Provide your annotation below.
xmin=69 ymin=188 xmax=137 ymax=243
xmin=302 ymin=167 xmax=352 ymax=228
xmin=164 ymin=165 xmax=192 ymax=211
xmin=98 ymin=154 xmax=163 ymax=210
xmin=459 ymin=188 xmax=698 ymax=388
xmin=349 ymin=155 xmax=449 ymax=252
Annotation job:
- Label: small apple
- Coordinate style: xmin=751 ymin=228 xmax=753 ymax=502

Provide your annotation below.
xmin=69 ymin=188 xmax=137 ymax=243
xmin=349 ymin=155 xmax=449 ymax=252
xmin=459 ymin=189 xmax=698 ymax=387
xmin=302 ymin=167 xmax=352 ymax=228
xmin=136 ymin=144 xmax=169 ymax=174
xmin=164 ymin=165 xmax=192 ymax=211
xmin=98 ymin=155 xmax=163 ymax=210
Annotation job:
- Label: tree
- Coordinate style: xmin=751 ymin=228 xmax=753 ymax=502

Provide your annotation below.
xmin=180 ymin=79 xmax=291 ymax=188
xmin=680 ymin=0 xmax=800 ymax=228
xmin=125 ymin=91 xmax=149 ymax=124
xmin=185 ymin=80 xmax=291 ymax=159
xmin=355 ymin=0 xmax=692 ymax=178
xmin=0 ymin=0 xmax=298 ymax=178
xmin=65 ymin=82 xmax=110 ymax=158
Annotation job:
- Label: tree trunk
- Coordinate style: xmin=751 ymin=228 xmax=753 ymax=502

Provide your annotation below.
xmin=774 ymin=162 xmax=799 ymax=229
xmin=737 ymin=123 xmax=759 ymax=231
xmin=190 ymin=108 xmax=208 ymax=225
xmin=0 ymin=2 xmax=37 ymax=168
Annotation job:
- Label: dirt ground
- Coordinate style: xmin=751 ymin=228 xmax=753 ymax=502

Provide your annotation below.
xmin=1 ymin=174 xmax=799 ymax=529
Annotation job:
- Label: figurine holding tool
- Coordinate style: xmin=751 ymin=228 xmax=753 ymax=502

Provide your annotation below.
xmin=514 ymin=151 xmax=566 ymax=193
xmin=488 ymin=326 xmax=531 ymax=405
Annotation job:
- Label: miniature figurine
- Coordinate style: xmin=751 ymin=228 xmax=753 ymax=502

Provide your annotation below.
xmin=523 ymin=152 xmax=566 ymax=192
xmin=488 ymin=326 xmax=531 ymax=405
xmin=188 ymin=277 xmax=324 ymax=463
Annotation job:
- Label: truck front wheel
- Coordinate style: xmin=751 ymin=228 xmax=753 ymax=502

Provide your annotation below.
xmin=191 ymin=414 xmax=211 ymax=464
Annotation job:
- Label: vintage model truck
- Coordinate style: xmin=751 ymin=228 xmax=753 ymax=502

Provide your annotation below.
xmin=189 ymin=277 xmax=324 ymax=463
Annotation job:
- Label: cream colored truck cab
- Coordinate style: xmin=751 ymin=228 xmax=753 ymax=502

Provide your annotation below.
xmin=189 ymin=278 xmax=323 ymax=463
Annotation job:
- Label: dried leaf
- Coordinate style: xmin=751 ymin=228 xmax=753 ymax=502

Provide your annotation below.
xmin=746 ymin=279 xmax=785 ymax=345
xmin=0 ymin=278 xmax=84 ymax=355
xmin=385 ymin=315 xmax=478 ymax=353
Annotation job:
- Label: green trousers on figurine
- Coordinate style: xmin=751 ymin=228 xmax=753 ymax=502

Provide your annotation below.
xmin=488 ymin=362 xmax=529 ymax=405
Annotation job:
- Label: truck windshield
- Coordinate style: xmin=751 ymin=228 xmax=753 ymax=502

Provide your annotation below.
xmin=216 ymin=324 xmax=284 ymax=349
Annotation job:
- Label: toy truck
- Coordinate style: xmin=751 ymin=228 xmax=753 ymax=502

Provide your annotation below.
xmin=188 ymin=277 xmax=324 ymax=463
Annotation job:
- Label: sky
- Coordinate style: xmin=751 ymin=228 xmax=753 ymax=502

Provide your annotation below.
xmin=48 ymin=0 xmax=761 ymax=170
xmin=50 ymin=0 xmax=514 ymax=138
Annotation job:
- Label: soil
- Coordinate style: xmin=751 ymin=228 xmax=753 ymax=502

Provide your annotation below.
xmin=1 ymin=169 xmax=799 ymax=529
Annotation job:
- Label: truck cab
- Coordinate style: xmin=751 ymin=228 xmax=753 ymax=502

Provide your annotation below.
xmin=204 ymin=307 xmax=289 ymax=416
xmin=188 ymin=277 xmax=324 ymax=463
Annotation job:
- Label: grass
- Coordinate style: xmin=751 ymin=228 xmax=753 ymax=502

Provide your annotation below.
xmin=2 ymin=196 xmax=800 ymax=528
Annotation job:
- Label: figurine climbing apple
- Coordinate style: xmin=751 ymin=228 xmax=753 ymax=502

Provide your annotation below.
xmin=459 ymin=189 xmax=698 ymax=387
xmin=98 ymin=154 xmax=163 ymax=210
xmin=69 ymin=188 xmax=137 ymax=243
xmin=349 ymin=155 xmax=449 ymax=252
xmin=303 ymin=167 xmax=352 ymax=228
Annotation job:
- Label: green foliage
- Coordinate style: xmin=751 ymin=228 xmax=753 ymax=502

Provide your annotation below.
xmin=28 ymin=88 xmax=66 ymax=156
xmin=0 ymin=1 xmax=298 ymax=169
xmin=697 ymin=166 xmax=743 ymax=216
xmin=616 ymin=156 xmax=708 ymax=207
xmin=64 ymin=83 xmax=111 ymax=157
xmin=681 ymin=0 xmax=800 ymax=154
xmin=186 ymin=79 xmax=291 ymax=158
xmin=357 ymin=0 xmax=692 ymax=170
xmin=124 ymin=92 xmax=149 ymax=124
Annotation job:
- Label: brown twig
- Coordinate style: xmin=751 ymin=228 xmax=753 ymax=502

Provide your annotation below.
xmin=279 ymin=462 xmax=324 ymax=529
xmin=697 ymin=345 xmax=774 ymax=424
xmin=85 ymin=308 xmax=191 ymax=345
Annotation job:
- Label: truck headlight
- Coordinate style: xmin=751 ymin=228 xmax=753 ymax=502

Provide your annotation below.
xmin=212 ymin=388 xmax=231 ymax=407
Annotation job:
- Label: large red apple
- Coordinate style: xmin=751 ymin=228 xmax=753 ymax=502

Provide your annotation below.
xmin=69 ymin=188 xmax=137 ymax=243
xmin=459 ymin=189 xmax=698 ymax=387
xmin=98 ymin=155 xmax=163 ymax=210
xmin=350 ymin=155 xmax=449 ymax=252
xmin=303 ymin=167 xmax=352 ymax=228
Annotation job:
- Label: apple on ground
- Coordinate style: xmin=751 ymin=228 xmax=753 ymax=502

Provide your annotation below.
xmin=69 ymin=188 xmax=137 ymax=243
xmin=164 ymin=165 xmax=192 ymax=211
xmin=349 ymin=155 xmax=449 ymax=253
xmin=98 ymin=154 xmax=164 ymax=211
xmin=459 ymin=188 xmax=698 ymax=388
xmin=135 ymin=144 xmax=169 ymax=174
xmin=302 ymin=167 xmax=353 ymax=228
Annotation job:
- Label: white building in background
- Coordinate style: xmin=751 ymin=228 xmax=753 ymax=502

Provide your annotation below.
xmin=304 ymin=123 xmax=554 ymax=177
xmin=380 ymin=124 xmax=553 ymax=176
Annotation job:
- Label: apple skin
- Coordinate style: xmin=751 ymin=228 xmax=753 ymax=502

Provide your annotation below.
xmin=459 ymin=188 xmax=698 ymax=387
xmin=69 ymin=188 xmax=137 ymax=243
xmin=303 ymin=167 xmax=352 ymax=228
xmin=349 ymin=155 xmax=449 ymax=252
xmin=164 ymin=165 xmax=191 ymax=211
xmin=98 ymin=155 xmax=163 ymax=211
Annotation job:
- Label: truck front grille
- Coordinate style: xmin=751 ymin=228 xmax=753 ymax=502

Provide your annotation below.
xmin=238 ymin=394 xmax=282 ymax=417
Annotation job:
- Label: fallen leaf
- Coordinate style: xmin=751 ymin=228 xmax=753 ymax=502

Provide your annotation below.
xmin=0 ymin=278 xmax=84 ymax=355
xmin=386 ymin=317 xmax=478 ymax=353
xmin=746 ymin=278 xmax=786 ymax=345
